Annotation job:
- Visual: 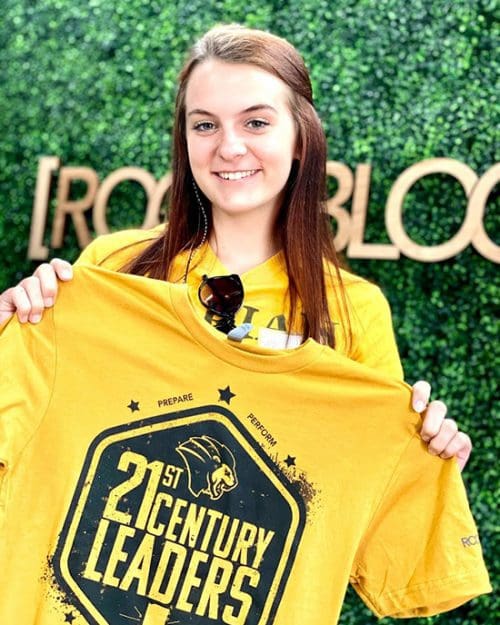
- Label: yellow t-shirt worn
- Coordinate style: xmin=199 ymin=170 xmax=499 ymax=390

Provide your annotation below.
xmin=75 ymin=227 xmax=404 ymax=379
xmin=0 ymin=266 xmax=491 ymax=625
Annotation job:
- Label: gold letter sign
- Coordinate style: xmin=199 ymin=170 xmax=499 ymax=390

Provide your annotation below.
xmin=28 ymin=157 xmax=499 ymax=263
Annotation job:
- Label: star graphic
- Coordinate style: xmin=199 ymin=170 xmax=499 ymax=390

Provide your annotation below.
xmin=127 ymin=399 xmax=140 ymax=412
xmin=284 ymin=455 xmax=296 ymax=467
xmin=218 ymin=386 xmax=236 ymax=404
xmin=64 ymin=613 xmax=76 ymax=624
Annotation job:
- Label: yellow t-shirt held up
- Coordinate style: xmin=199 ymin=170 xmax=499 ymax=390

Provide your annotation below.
xmin=0 ymin=265 xmax=491 ymax=625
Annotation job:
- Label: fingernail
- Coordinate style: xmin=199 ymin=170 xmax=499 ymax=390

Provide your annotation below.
xmin=44 ymin=297 xmax=54 ymax=307
xmin=421 ymin=435 xmax=430 ymax=442
xmin=414 ymin=400 xmax=425 ymax=412
xmin=61 ymin=269 xmax=72 ymax=279
xmin=31 ymin=314 xmax=42 ymax=323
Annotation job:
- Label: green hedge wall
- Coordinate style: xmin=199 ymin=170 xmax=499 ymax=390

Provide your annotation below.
xmin=1 ymin=1 xmax=498 ymax=623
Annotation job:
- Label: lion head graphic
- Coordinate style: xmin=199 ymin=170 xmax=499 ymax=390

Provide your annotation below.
xmin=176 ymin=435 xmax=238 ymax=500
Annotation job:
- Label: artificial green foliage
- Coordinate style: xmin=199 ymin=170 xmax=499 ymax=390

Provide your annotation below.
xmin=0 ymin=1 xmax=498 ymax=623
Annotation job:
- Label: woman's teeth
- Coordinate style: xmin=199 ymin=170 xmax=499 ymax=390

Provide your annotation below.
xmin=217 ymin=170 xmax=257 ymax=181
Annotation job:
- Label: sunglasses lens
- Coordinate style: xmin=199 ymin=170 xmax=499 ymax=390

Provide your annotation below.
xmin=199 ymin=275 xmax=243 ymax=315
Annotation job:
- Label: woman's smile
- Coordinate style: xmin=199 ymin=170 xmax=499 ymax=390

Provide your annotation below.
xmin=185 ymin=59 xmax=297 ymax=221
xmin=214 ymin=169 xmax=260 ymax=181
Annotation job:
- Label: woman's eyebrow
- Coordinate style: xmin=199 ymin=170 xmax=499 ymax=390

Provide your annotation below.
xmin=187 ymin=104 xmax=278 ymax=117
xmin=241 ymin=104 xmax=278 ymax=114
xmin=187 ymin=108 xmax=213 ymax=117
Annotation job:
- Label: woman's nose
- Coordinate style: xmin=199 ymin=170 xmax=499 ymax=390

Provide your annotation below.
xmin=217 ymin=129 xmax=247 ymax=160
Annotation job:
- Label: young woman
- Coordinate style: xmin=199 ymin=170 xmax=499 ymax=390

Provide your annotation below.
xmin=0 ymin=24 xmax=470 ymax=467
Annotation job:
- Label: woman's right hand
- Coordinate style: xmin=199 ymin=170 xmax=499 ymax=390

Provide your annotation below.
xmin=0 ymin=259 xmax=73 ymax=325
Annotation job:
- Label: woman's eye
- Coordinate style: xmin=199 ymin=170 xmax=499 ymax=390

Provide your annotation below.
xmin=247 ymin=119 xmax=269 ymax=130
xmin=193 ymin=121 xmax=215 ymax=132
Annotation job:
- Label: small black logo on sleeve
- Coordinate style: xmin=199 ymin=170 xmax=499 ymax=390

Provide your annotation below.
xmin=461 ymin=534 xmax=480 ymax=547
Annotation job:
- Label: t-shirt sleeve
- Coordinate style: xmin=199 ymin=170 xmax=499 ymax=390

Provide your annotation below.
xmin=350 ymin=433 xmax=491 ymax=618
xmin=0 ymin=314 xmax=56 ymax=519
xmin=347 ymin=281 xmax=404 ymax=380
xmin=74 ymin=227 xmax=163 ymax=270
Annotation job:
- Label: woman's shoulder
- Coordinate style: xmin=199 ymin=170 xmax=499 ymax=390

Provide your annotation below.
xmin=326 ymin=262 xmax=388 ymax=308
xmin=74 ymin=224 xmax=165 ymax=269
xmin=325 ymin=262 xmax=404 ymax=379
xmin=334 ymin=265 xmax=394 ymax=329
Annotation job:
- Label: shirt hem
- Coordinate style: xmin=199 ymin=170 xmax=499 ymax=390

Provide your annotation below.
xmin=355 ymin=571 xmax=492 ymax=618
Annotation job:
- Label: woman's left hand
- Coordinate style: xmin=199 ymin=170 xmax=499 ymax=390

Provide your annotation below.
xmin=412 ymin=380 xmax=472 ymax=471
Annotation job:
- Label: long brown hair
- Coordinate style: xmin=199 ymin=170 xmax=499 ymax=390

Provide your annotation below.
xmin=125 ymin=24 xmax=350 ymax=348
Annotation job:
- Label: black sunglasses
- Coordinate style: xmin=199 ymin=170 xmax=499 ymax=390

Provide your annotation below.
xmin=198 ymin=274 xmax=244 ymax=334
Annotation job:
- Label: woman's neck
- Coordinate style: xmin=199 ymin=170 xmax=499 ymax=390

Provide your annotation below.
xmin=209 ymin=213 xmax=279 ymax=274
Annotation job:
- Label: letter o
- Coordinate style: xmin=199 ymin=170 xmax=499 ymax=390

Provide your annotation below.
xmin=386 ymin=158 xmax=479 ymax=262
xmin=143 ymin=172 xmax=172 ymax=229
xmin=93 ymin=167 xmax=158 ymax=235
xmin=471 ymin=163 xmax=500 ymax=263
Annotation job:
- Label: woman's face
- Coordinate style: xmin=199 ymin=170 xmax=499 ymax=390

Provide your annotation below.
xmin=185 ymin=59 xmax=298 ymax=224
